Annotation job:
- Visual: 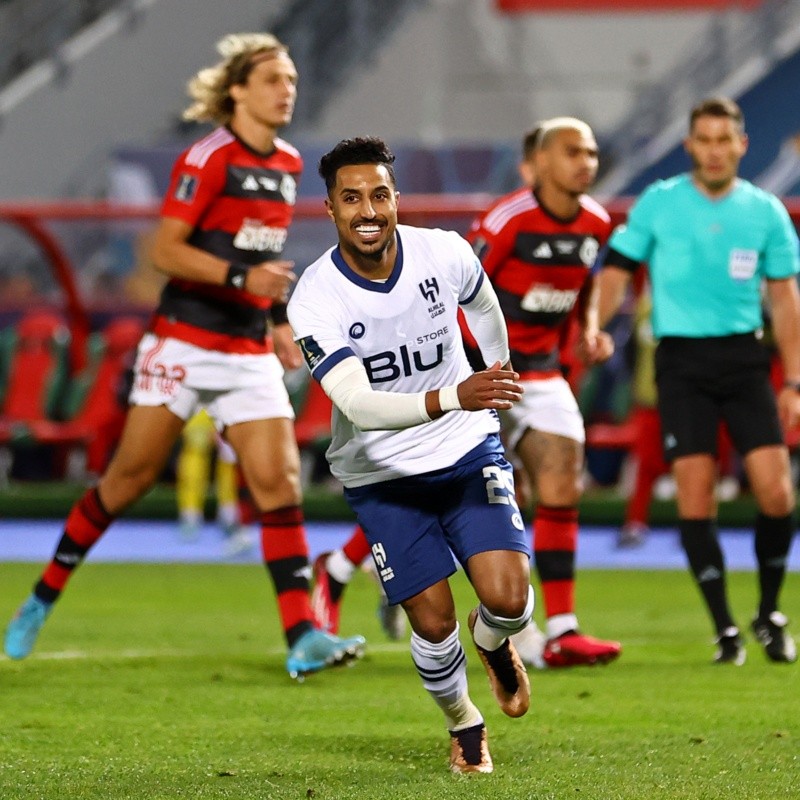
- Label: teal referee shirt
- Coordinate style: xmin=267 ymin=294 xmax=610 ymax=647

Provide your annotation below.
xmin=608 ymin=174 xmax=800 ymax=338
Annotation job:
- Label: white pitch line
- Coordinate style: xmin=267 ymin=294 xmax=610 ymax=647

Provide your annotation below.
xmin=0 ymin=641 xmax=410 ymax=663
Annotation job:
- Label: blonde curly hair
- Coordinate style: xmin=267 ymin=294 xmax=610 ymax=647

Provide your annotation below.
xmin=183 ymin=33 xmax=290 ymax=125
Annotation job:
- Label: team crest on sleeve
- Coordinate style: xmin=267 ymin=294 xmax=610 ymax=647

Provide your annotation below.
xmin=174 ymin=173 xmax=198 ymax=203
xmin=298 ymin=336 xmax=325 ymax=369
xmin=471 ymin=236 xmax=488 ymax=261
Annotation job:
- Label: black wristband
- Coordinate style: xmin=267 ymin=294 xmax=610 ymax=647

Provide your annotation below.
xmin=225 ymin=262 xmax=250 ymax=290
xmin=270 ymin=303 xmax=289 ymax=326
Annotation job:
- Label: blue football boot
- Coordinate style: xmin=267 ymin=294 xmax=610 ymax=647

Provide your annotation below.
xmin=4 ymin=595 xmax=52 ymax=659
xmin=285 ymin=628 xmax=366 ymax=680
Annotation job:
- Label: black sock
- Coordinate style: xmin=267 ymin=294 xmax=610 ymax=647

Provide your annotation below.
xmin=754 ymin=512 xmax=794 ymax=620
xmin=679 ymin=518 xmax=735 ymax=635
xmin=327 ymin=572 xmax=346 ymax=605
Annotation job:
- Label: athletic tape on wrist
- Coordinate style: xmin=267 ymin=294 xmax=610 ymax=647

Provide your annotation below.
xmin=439 ymin=384 xmax=462 ymax=412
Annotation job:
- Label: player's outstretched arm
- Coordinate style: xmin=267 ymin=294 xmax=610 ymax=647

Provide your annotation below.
xmin=319 ymin=357 xmax=522 ymax=432
xmin=440 ymin=362 xmax=522 ymax=414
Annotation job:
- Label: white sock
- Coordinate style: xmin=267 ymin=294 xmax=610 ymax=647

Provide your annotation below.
xmin=411 ymin=625 xmax=483 ymax=730
xmin=326 ymin=549 xmax=357 ymax=584
xmin=546 ymin=613 xmax=579 ymax=640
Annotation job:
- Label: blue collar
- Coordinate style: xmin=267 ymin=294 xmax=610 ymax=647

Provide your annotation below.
xmin=331 ymin=231 xmax=404 ymax=293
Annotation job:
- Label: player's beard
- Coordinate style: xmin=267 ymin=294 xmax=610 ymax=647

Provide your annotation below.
xmin=341 ymin=231 xmax=395 ymax=268
xmin=351 ymin=219 xmax=395 ymax=259
xmin=347 ymin=239 xmax=390 ymax=262
xmin=550 ymin=172 xmax=592 ymax=200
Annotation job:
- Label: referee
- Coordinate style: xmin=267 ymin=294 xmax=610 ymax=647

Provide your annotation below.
xmin=595 ymin=97 xmax=800 ymax=665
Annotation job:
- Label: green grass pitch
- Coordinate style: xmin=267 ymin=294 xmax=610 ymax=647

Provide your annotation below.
xmin=1 ymin=562 xmax=798 ymax=799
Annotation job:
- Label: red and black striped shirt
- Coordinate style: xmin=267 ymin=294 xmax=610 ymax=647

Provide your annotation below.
xmin=152 ymin=127 xmax=302 ymax=354
xmin=467 ymin=188 xmax=611 ymax=379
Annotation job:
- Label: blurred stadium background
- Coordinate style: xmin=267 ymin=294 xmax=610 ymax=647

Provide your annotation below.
xmin=2 ymin=0 xmax=800 ymax=533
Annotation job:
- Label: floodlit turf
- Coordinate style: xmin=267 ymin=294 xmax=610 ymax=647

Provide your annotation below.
xmin=0 ymin=562 xmax=798 ymax=799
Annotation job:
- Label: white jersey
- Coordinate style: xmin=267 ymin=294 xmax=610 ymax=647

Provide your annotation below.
xmin=288 ymin=224 xmax=499 ymax=487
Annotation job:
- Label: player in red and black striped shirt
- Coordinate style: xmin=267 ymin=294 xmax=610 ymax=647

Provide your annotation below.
xmin=4 ymin=33 xmax=364 ymax=678
xmin=466 ymin=119 xmax=621 ymax=669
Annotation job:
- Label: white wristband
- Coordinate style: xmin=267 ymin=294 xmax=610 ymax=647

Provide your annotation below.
xmin=438 ymin=384 xmax=462 ymax=412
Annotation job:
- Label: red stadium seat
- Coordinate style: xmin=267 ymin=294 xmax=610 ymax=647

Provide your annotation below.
xmin=0 ymin=314 xmax=144 ymax=476
xmin=0 ymin=310 xmax=71 ymax=444
xmin=59 ymin=317 xmax=144 ymax=472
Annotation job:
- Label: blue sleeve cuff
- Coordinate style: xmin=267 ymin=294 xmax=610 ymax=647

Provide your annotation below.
xmin=312 ymin=346 xmax=355 ymax=382
xmin=460 ymin=270 xmax=485 ymax=305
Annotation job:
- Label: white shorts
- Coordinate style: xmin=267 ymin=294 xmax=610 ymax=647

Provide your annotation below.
xmin=501 ymin=375 xmax=585 ymax=451
xmin=129 ymin=334 xmax=294 ymax=430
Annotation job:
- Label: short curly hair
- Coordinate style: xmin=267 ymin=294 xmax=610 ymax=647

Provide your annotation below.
xmin=318 ymin=137 xmax=397 ymax=194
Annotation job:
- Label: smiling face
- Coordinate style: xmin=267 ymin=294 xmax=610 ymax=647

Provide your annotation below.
xmin=685 ymin=114 xmax=748 ymax=197
xmin=325 ymin=163 xmax=399 ymax=276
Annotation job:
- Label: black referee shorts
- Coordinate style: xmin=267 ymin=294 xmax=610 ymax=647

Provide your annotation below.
xmin=655 ymin=333 xmax=784 ymax=462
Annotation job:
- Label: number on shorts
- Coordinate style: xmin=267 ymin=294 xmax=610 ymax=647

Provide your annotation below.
xmin=482 ymin=465 xmax=524 ymax=530
xmin=482 ymin=466 xmax=518 ymax=508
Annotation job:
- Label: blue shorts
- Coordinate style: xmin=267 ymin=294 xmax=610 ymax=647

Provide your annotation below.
xmin=344 ymin=434 xmax=531 ymax=605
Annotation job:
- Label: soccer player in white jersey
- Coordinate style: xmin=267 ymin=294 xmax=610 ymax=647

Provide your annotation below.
xmin=288 ymin=137 xmax=534 ymax=774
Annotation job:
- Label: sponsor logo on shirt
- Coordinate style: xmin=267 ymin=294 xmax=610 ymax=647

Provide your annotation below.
xmin=520 ymin=284 xmax=579 ymax=314
xmin=533 ymin=242 xmax=552 ymax=259
xmin=240 ymin=172 xmax=297 ymax=206
xmin=555 ymin=240 xmax=577 ymax=256
xmin=233 ymin=219 xmax=288 ymax=253
xmin=364 ymin=342 xmax=444 ymax=383
xmin=229 ymin=167 xmax=297 ymax=205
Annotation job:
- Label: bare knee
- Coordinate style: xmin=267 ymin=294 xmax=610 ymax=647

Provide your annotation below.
xmin=470 ymin=552 xmax=531 ymax=618
xmin=757 ymin=483 xmax=795 ymax=517
xmin=248 ymin=468 xmax=302 ymax=512
xmin=412 ymin=614 xmax=458 ymax=644
xmin=403 ymin=584 xmax=458 ymax=643
xmin=481 ymin=587 xmax=530 ymax=621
